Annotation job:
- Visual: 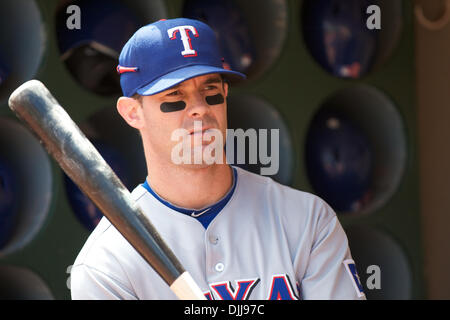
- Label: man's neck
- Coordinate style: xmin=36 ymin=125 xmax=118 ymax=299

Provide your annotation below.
xmin=146 ymin=162 xmax=233 ymax=210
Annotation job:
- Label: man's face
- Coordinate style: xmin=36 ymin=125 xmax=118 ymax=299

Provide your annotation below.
xmin=135 ymin=73 xmax=229 ymax=168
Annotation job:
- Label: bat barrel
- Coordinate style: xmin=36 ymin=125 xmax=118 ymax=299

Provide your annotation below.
xmin=8 ymin=80 xmax=204 ymax=299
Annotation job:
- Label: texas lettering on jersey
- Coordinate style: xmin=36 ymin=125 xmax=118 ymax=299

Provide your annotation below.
xmin=204 ymin=274 xmax=300 ymax=300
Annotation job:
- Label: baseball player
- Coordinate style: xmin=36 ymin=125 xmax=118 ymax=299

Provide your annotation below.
xmin=70 ymin=18 xmax=366 ymax=300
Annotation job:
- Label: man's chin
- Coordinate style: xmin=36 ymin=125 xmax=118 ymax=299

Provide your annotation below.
xmin=176 ymin=162 xmax=214 ymax=170
xmin=171 ymin=140 xmax=225 ymax=165
xmin=172 ymin=151 xmax=227 ymax=170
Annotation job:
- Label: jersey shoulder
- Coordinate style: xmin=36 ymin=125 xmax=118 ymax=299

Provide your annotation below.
xmin=72 ymin=216 xmax=141 ymax=282
xmin=233 ymin=166 xmax=337 ymax=226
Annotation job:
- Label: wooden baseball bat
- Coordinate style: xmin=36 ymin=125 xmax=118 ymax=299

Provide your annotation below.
xmin=8 ymin=80 xmax=205 ymax=300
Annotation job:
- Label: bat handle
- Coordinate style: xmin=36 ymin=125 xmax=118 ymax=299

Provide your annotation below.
xmin=170 ymin=272 xmax=207 ymax=300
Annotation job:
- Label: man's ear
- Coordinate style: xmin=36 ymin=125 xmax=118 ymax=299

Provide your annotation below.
xmin=116 ymin=97 xmax=144 ymax=130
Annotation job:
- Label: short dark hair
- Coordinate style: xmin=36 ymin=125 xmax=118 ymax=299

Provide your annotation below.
xmin=132 ymin=93 xmax=143 ymax=105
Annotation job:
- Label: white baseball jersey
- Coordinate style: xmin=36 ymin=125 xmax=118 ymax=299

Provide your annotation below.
xmin=70 ymin=166 xmax=366 ymax=300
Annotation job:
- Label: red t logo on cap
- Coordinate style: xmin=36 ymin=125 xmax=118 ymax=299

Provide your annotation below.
xmin=167 ymin=25 xmax=199 ymax=57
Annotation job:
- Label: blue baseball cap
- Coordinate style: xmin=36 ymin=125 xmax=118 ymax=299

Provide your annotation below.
xmin=117 ymin=18 xmax=246 ymax=97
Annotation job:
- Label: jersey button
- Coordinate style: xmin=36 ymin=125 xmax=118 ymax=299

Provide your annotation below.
xmin=215 ymin=263 xmax=224 ymax=272
xmin=209 ymin=235 xmax=219 ymax=245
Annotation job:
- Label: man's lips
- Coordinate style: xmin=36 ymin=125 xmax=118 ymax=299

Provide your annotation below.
xmin=188 ymin=127 xmax=214 ymax=135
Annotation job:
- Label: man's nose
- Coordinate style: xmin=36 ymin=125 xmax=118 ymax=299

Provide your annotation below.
xmin=186 ymin=93 xmax=209 ymax=118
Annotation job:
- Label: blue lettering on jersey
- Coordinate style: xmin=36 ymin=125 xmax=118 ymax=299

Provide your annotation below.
xmin=267 ymin=274 xmax=299 ymax=300
xmin=206 ymin=274 xmax=301 ymax=300
xmin=210 ymin=279 xmax=259 ymax=300
xmin=343 ymin=259 xmax=365 ymax=298
xmin=204 ymin=291 xmax=213 ymax=300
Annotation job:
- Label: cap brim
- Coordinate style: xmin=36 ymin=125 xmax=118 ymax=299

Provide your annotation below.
xmin=136 ymin=65 xmax=246 ymax=96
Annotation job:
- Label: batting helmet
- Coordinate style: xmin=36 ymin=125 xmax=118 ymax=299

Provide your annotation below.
xmin=0 ymin=54 xmax=10 ymax=86
xmin=302 ymin=0 xmax=379 ymax=78
xmin=183 ymin=0 xmax=255 ymax=75
xmin=56 ymin=0 xmax=141 ymax=95
xmin=0 ymin=157 xmax=18 ymax=249
xmin=305 ymin=108 xmax=373 ymax=212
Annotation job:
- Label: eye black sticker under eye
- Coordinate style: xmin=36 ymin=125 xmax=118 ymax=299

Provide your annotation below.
xmin=205 ymin=94 xmax=224 ymax=106
xmin=160 ymin=101 xmax=186 ymax=113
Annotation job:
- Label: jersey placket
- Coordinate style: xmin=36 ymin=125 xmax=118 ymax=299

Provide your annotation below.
xmin=204 ymin=223 xmax=226 ymax=297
